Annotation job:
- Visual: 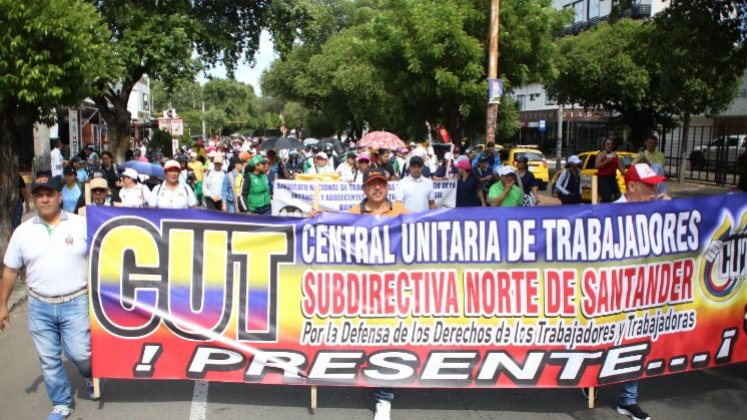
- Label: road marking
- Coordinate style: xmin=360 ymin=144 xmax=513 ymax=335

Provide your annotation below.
xmin=189 ymin=380 xmax=209 ymax=420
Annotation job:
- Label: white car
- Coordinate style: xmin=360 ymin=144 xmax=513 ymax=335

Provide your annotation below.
xmin=689 ymin=134 xmax=746 ymax=170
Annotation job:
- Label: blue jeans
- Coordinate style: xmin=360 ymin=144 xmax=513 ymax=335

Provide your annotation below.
xmin=618 ymin=380 xmax=639 ymax=406
xmin=374 ymin=387 xmax=394 ymax=402
xmin=225 ymin=200 xmax=236 ymax=213
xmin=27 ymin=294 xmax=92 ymax=407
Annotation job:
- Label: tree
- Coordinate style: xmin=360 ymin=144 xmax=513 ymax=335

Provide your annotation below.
xmin=90 ymin=0 xmax=306 ymax=162
xmin=651 ymin=0 xmax=747 ymax=181
xmin=0 ymin=0 xmax=108 ymax=252
xmin=546 ymin=19 xmax=673 ymax=148
xmin=262 ymin=0 xmax=569 ymax=142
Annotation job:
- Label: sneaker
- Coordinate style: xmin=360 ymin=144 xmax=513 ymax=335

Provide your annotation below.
xmin=374 ymin=399 xmax=391 ymax=420
xmin=86 ymin=377 xmax=99 ymax=401
xmin=47 ymin=405 xmax=72 ymax=420
xmin=617 ymin=403 xmax=651 ymax=420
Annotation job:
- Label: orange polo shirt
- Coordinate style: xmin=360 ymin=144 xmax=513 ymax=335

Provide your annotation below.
xmin=349 ymin=200 xmax=409 ymax=216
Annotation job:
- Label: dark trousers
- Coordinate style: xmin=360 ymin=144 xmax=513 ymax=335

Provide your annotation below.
xmin=205 ymin=197 xmax=222 ymax=211
xmin=598 ymin=174 xmax=620 ymax=203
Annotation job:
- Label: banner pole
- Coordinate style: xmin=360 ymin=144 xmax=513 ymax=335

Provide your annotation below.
xmin=591 ymin=175 xmax=599 ymax=204
xmin=310 ymin=385 xmax=318 ymax=412
xmin=588 ymin=387 xmax=595 ymax=409
xmin=93 ymin=378 xmax=101 ymax=400
xmin=313 ymin=183 xmax=320 ymax=211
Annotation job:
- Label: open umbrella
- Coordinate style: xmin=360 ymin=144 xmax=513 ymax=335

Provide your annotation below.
xmin=358 ymin=131 xmax=406 ymax=150
xmin=122 ymin=160 xmax=165 ymax=178
xmin=260 ymin=136 xmax=305 ymax=150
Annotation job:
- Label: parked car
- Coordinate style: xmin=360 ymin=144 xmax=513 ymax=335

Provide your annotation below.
xmin=550 ymin=151 xmax=636 ymax=202
xmin=501 ymin=146 xmax=550 ymax=189
xmin=689 ymin=134 xmax=747 ymax=170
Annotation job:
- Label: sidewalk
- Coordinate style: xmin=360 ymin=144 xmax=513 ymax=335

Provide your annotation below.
xmin=6 ymin=206 xmax=36 ymax=313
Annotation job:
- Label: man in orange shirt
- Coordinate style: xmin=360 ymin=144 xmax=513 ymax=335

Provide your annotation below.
xmin=348 ymin=167 xmax=406 ymax=420
xmin=348 ymin=168 xmax=408 ymax=216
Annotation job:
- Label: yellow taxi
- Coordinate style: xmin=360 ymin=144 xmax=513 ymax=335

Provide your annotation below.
xmin=549 ymin=151 xmax=636 ymax=202
xmin=501 ymin=146 xmax=550 ymax=189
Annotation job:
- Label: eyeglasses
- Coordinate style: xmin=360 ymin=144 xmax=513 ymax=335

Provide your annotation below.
xmin=92 ymin=188 xmax=107 ymax=193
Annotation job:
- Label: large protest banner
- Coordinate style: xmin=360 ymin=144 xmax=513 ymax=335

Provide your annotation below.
xmin=271 ymin=179 xmax=457 ymax=215
xmin=87 ymin=194 xmax=747 ymax=387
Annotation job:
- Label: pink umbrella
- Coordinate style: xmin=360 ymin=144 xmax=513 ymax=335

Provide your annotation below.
xmin=205 ymin=146 xmax=217 ymax=152
xmin=358 ymin=131 xmax=406 ymax=150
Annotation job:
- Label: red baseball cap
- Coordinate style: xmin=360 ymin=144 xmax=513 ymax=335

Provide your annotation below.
xmin=625 ymin=163 xmax=666 ymax=186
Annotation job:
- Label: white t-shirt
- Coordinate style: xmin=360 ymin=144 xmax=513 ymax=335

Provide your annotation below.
xmin=119 ymin=184 xmax=153 ymax=208
xmin=336 ymin=162 xmax=354 ymax=182
xmin=50 ymin=148 xmax=63 ymax=177
xmin=202 ymin=168 xmax=226 ymax=199
xmin=3 ymin=211 xmax=88 ymax=296
xmin=395 ymin=175 xmax=435 ymax=213
xmin=148 ymin=182 xmax=198 ymax=209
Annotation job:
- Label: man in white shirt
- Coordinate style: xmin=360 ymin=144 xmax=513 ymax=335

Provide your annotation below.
xmin=202 ymin=155 xmax=226 ymax=210
xmin=148 ymin=160 xmax=199 ymax=209
xmin=395 ymin=156 xmax=436 ymax=213
xmin=336 ymin=152 xmax=357 ymax=182
xmin=50 ymin=139 xmax=64 ymax=179
xmin=0 ymin=173 xmax=95 ymax=420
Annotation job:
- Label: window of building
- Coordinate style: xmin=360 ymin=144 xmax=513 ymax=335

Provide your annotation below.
xmin=573 ymin=1 xmax=585 ymax=23
xmin=545 ymin=95 xmax=555 ymax=106
xmin=142 ymin=93 xmax=149 ymax=111
xmin=516 ymin=95 xmax=526 ymax=110
xmin=588 ymin=0 xmax=601 ymax=19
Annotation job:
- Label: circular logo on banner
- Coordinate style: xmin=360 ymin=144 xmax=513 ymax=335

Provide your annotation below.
xmin=700 ymin=211 xmax=747 ymax=302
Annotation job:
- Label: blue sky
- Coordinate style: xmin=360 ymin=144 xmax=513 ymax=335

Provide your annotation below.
xmin=197 ymin=31 xmax=278 ymax=96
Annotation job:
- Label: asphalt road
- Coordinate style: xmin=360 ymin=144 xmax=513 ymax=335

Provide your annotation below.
xmin=0 ymin=302 xmax=745 ymax=420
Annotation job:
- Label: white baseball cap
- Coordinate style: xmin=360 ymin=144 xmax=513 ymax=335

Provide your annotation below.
xmin=496 ymin=165 xmax=515 ymax=176
xmin=568 ymin=155 xmax=582 ymax=165
xmin=122 ymin=168 xmax=139 ymax=180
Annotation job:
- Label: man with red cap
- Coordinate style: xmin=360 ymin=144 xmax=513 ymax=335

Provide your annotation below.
xmin=149 ymin=160 xmax=199 ymax=209
xmin=615 ymin=163 xmax=670 ymax=203
xmin=611 ymin=162 xmax=668 ymax=420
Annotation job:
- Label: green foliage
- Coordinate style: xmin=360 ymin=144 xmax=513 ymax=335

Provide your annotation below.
xmin=261 ymin=0 xmax=569 ymax=141
xmin=547 ymin=2 xmax=747 ymax=149
xmin=148 ymin=128 xmax=175 ymax=158
xmin=546 ymin=19 xmax=673 ymax=147
xmin=651 ymin=0 xmax=747 ymax=118
xmin=90 ymin=0 xmax=307 ymax=159
xmin=0 ymin=0 xmax=108 ymax=120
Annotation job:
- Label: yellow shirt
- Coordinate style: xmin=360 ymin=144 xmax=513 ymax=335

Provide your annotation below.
xmin=635 ymin=150 xmax=665 ymax=166
xmin=188 ymin=161 xmax=205 ymax=181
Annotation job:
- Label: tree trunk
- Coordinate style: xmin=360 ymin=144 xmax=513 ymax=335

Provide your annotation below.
xmin=93 ymin=82 xmax=136 ymax=163
xmin=678 ymin=111 xmax=691 ymax=183
xmin=0 ymin=107 xmax=21 ymax=259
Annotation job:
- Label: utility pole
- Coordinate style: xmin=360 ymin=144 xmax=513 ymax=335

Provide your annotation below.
xmin=201 ymin=100 xmax=206 ymax=141
xmin=556 ymin=104 xmax=564 ymax=171
xmin=486 ymin=0 xmax=500 ymax=144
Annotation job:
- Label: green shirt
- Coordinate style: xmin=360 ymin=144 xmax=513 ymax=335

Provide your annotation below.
xmin=488 ymin=182 xmax=523 ymax=207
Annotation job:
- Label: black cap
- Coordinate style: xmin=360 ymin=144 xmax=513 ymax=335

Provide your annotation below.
xmin=63 ymin=166 xmax=76 ymax=176
xmin=516 ymin=155 xmax=529 ymax=164
xmin=409 ymin=156 xmax=425 ymax=166
xmin=362 ymin=168 xmax=390 ymax=185
xmin=31 ymin=173 xmax=61 ymax=193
